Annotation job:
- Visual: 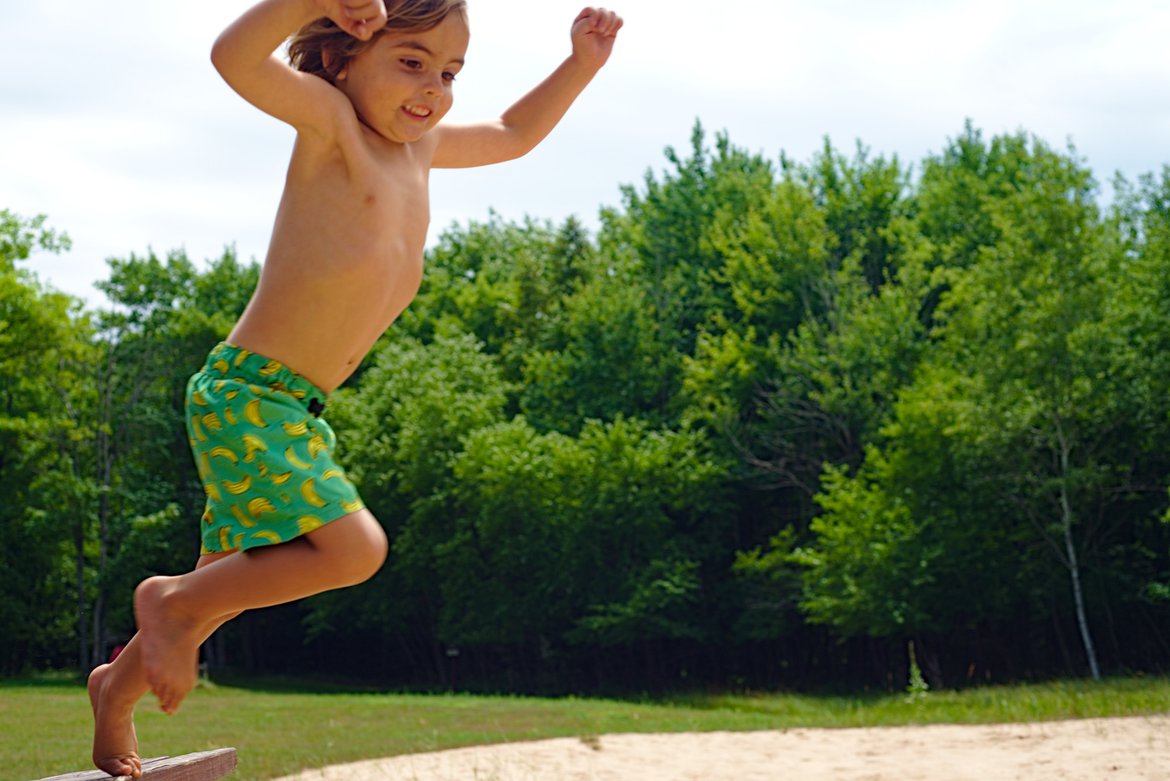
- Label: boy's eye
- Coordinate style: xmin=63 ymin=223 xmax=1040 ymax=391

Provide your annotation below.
xmin=401 ymin=59 xmax=422 ymax=69
xmin=442 ymin=72 xmax=456 ymax=83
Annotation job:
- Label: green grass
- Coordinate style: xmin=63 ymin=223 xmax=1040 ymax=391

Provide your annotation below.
xmin=7 ymin=673 xmax=1169 ymax=780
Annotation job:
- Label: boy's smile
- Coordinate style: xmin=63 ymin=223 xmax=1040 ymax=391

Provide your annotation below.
xmin=337 ymin=13 xmax=470 ymax=144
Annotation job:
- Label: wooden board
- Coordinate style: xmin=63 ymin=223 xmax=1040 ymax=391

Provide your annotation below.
xmin=35 ymin=748 xmax=238 ymax=781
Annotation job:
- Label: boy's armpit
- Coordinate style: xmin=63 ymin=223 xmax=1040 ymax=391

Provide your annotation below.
xmin=211 ymin=0 xmax=356 ymax=137
xmin=218 ymin=50 xmax=355 ymax=138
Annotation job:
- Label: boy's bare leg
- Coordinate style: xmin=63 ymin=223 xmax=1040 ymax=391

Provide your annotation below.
xmin=92 ymin=509 xmax=385 ymax=775
xmin=90 ymin=552 xmax=242 ymax=778
xmin=136 ymin=509 xmax=387 ymax=713
xmin=88 ymin=656 xmax=143 ymax=779
xmin=89 ymin=614 xmax=239 ymax=778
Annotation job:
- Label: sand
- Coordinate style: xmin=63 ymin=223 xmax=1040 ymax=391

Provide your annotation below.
xmin=273 ymin=714 xmax=1170 ymax=780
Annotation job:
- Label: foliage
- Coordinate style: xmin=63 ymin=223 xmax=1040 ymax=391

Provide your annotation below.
xmin=438 ymin=416 xmax=727 ymax=649
xmin=5 ymin=121 xmax=1170 ymax=689
xmin=0 ymin=211 xmax=90 ymax=673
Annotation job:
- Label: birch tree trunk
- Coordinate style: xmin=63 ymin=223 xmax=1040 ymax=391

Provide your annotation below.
xmin=1056 ymin=417 xmax=1101 ymax=680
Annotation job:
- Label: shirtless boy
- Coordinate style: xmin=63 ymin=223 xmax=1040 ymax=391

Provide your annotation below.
xmin=87 ymin=1 xmax=622 ymax=775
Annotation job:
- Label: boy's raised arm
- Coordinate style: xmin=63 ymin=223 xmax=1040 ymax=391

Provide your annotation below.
xmin=211 ymin=0 xmax=386 ymax=134
xmin=431 ymin=7 xmax=622 ymax=169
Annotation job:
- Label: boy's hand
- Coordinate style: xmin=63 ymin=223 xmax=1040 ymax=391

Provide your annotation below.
xmin=571 ymin=7 xmax=623 ymax=70
xmin=316 ymin=0 xmax=388 ymax=41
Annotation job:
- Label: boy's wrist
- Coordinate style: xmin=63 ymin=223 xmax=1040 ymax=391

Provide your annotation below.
xmin=566 ymin=51 xmax=605 ymax=79
xmin=301 ymin=0 xmax=329 ymax=22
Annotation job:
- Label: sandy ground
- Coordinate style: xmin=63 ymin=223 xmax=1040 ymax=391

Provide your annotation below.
xmin=273 ymin=714 xmax=1170 ymax=781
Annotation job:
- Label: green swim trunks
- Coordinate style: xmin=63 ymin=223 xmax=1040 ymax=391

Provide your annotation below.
xmin=186 ymin=342 xmax=365 ymax=554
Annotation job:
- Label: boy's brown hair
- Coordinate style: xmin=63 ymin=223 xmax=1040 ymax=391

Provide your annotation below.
xmin=289 ymin=0 xmax=468 ymax=83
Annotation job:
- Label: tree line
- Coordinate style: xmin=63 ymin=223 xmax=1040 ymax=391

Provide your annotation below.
xmin=3 ymin=121 xmax=1169 ymax=693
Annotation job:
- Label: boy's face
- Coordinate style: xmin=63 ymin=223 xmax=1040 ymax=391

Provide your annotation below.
xmin=338 ymin=12 xmax=470 ymax=144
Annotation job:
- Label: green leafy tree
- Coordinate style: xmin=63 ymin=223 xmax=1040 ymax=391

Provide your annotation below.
xmin=403 ymin=214 xmax=602 ymax=371
xmin=796 ymin=139 xmax=912 ymax=290
xmin=9 ymin=122 xmax=1170 ymax=689
xmin=681 ymin=162 xmax=831 ymax=431
xmin=437 ymin=417 xmax=729 ymax=668
xmin=599 ymin=123 xmax=779 ymax=404
xmin=926 ymin=133 xmax=1121 ymax=680
xmin=308 ymin=333 xmax=511 ymax=669
xmin=87 ymin=248 xmax=258 ymax=663
xmin=1089 ymin=167 xmax=1170 ymax=640
xmin=688 ymin=143 xmax=926 ymax=650
xmin=521 ymin=276 xmax=677 ymax=433
xmin=796 ymin=131 xmax=1147 ymax=680
xmin=792 ymin=384 xmax=1021 ymax=648
xmin=0 ymin=210 xmax=93 ymax=672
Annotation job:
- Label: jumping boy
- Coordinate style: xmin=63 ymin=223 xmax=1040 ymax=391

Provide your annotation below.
xmin=87 ymin=0 xmax=622 ymax=775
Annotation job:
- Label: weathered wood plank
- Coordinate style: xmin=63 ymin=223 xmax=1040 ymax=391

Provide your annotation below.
xmin=36 ymin=748 xmax=238 ymax=781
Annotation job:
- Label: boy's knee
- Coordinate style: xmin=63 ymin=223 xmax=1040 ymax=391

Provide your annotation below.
xmin=323 ymin=510 xmax=387 ymax=585
xmin=357 ymin=518 xmax=389 ymax=581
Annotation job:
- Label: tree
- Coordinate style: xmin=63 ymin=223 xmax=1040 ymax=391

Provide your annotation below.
xmin=521 ymin=275 xmax=677 ymax=433
xmin=402 ymin=214 xmax=602 ymax=373
xmin=87 ymin=248 xmax=259 ymax=664
xmin=599 ymin=122 xmax=781 ymax=412
xmin=437 ymin=416 xmax=729 ymax=685
xmin=796 ymin=131 xmax=1140 ymax=680
xmin=926 ymin=133 xmax=1120 ymax=680
xmin=1099 ymin=167 xmax=1170 ymax=629
xmin=305 ymin=332 xmax=511 ymax=676
xmin=9 ymin=122 xmax=1170 ymax=689
xmin=0 ymin=210 xmax=93 ymax=673
xmin=796 ymin=139 xmax=912 ymax=290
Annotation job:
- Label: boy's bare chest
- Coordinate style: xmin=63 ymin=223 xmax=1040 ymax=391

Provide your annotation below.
xmin=360 ymin=160 xmax=428 ymax=218
xmin=288 ymin=146 xmax=430 ymax=242
xmin=309 ymin=146 xmax=426 ymax=206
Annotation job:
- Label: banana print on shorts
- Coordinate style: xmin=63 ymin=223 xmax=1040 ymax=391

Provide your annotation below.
xmin=186 ymin=342 xmax=366 ymax=554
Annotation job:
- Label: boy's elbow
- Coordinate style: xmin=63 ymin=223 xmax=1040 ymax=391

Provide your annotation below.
xmin=210 ymin=38 xmax=228 ymax=77
xmin=210 ymin=35 xmax=234 ymax=77
xmin=500 ymin=125 xmax=547 ymax=162
xmin=503 ymin=143 xmax=535 ymax=164
xmin=209 ymin=32 xmax=244 ymax=80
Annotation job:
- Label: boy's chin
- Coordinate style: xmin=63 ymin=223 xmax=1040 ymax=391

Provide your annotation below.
xmin=384 ymin=119 xmax=437 ymax=144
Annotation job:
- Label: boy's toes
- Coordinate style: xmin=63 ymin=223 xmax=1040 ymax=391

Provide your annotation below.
xmin=96 ymin=753 xmax=142 ymax=779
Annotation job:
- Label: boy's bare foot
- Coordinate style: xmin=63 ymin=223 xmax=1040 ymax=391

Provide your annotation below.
xmin=88 ymin=663 xmax=143 ymax=779
xmin=134 ymin=576 xmax=201 ymax=714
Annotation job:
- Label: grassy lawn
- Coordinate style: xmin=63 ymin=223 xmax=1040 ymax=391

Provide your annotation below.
xmin=7 ymin=673 xmax=1169 ymax=780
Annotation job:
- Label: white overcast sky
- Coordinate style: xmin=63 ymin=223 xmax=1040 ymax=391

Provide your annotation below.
xmin=2 ymin=0 xmax=1168 ymax=306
